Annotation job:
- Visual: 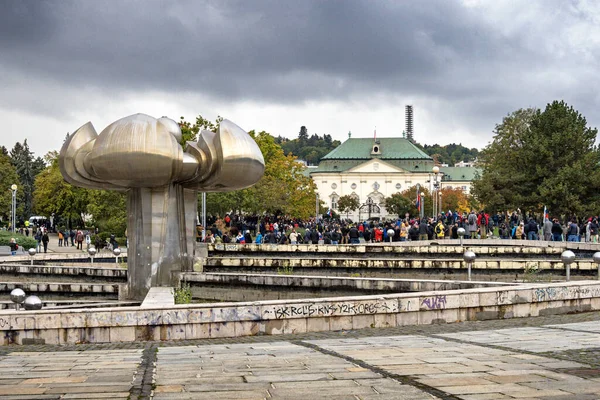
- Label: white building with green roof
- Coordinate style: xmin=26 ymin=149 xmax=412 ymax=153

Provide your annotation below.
xmin=310 ymin=137 xmax=480 ymax=221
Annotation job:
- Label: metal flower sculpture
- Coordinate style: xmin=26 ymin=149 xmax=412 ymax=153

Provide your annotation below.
xmin=60 ymin=114 xmax=265 ymax=299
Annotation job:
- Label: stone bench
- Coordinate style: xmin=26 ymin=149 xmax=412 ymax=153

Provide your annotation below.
xmin=0 ymin=245 xmax=25 ymax=256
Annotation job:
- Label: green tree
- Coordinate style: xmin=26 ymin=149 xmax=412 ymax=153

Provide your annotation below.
xmin=87 ymin=190 xmax=127 ymax=236
xmin=9 ymin=140 xmax=44 ymax=219
xmin=337 ymin=195 xmax=360 ymax=219
xmin=178 ymin=115 xmax=223 ymax=144
xmin=0 ymin=153 xmax=21 ymax=223
xmin=472 ymin=102 xmax=600 ymax=217
xmin=33 ymin=151 xmax=89 ymax=228
xmin=401 ymin=186 xmax=433 ymax=218
xmin=383 ymin=192 xmax=413 ymax=218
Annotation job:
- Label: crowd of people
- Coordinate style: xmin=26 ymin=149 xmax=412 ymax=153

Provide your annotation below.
xmin=199 ymin=210 xmax=600 ymax=245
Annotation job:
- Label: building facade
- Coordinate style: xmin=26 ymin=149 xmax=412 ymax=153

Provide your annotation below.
xmin=309 ymin=137 xmax=479 ymax=221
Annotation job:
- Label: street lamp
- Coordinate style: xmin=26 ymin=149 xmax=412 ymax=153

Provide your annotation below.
xmin=10 ymin=184 xmax=17 ymax=233
xmin=432 ymin=167 xmax=440 ymax=219
xmin=420 ymin=192 xmax=425 ymax=219
xmin=315 ymin=193 xmax=319 ymax=222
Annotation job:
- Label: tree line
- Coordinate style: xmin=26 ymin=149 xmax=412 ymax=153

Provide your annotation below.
xmin=4 ymin=100 xmax=597 ymax=231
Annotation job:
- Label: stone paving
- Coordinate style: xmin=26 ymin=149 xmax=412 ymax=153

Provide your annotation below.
xmin=0 ymin=349 xmax=142 ymax=399
xmin=1 ymin=312 xmax=600 ymax=399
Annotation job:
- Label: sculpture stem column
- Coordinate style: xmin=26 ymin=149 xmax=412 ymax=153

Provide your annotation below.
xmin=126 ymin=184 xmax=197 ymax=300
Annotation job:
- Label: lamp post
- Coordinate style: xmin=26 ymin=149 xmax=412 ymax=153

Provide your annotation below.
xmin=420 ymin=192 xmax=425 ymax=220
xmin=201 ymin=192 xmax=206 ymax=242
xmin=10 ymin=184 xmax=17 ymax=233
xmin=315 ymin=193 xmax=319 ymax=222
xmin=432 ymin=166 xmax=440 ymax=219
xmin=561 ymin=250 xmax=575 ymax=282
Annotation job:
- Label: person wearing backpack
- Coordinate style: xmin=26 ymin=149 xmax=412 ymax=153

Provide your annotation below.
xmin=434 ymin=220 xmax=445 ymax=239
xmin=9 ymin=238 xmax=18 ymax=255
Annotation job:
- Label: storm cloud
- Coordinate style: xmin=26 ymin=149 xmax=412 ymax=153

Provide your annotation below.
xmin=2 ymin=0 xmax=600 ymax=157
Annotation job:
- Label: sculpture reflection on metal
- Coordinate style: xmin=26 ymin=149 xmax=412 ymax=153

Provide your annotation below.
xmin=60 ymin=114 xmax=265 ymax=299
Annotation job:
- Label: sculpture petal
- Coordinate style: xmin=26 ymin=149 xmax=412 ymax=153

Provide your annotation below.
xmin=59 ymin=122 xmax=123 ymax=190
xmin=182 ymin=120 xmax=265 ymax=191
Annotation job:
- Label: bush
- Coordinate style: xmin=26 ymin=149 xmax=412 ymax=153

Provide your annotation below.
xmin=174 ymin=283 xmax=192 ymax=304
xmin=0 ymin=231 xmax=37 ymax=249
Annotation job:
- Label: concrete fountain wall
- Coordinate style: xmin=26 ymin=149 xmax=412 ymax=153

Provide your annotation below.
xmin=1 ymin=280 xmax=600 ymax=345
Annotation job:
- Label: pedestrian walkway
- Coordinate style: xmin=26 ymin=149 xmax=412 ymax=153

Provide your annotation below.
xmin=2 ymin=311 xmax=600 ymax=399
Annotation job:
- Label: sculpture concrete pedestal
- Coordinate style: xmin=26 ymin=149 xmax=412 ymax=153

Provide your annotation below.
xmin=59 ymin=114 xmax=264 ymax=300
xmin=127 ymin=185 xmax=198 ymax=300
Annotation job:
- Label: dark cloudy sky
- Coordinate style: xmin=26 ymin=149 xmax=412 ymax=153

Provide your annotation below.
xmin=2 ymin=0 xmax=599 ymax=158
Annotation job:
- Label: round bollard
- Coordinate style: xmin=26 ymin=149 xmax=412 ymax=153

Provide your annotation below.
xmin=27 ymin=248 xmax=36 ymax=266
xmin=23 ymin=295 xmax=42 ymax=310
xmin=10 ymin=288 xmax=26 ymax=309
xmin=387 ymin=229 xmax=395 ymax=243
xmin=463 ymin=250 xmax=476 ymax=281
xmin=88 ymin=246 xmax=97 ymax=266
xmin=593 ymin=252 xmax=600 ymax=280
xmin=561 ymin=250 xmax=576 ymax=282
xmin=113 ymin=248 xmax=121 ymax=265
xmin=458 ymin=227 xmax=466 ymax=246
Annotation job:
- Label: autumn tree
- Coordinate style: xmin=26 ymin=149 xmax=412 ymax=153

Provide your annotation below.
xmin=400 ymin=186 xmax=433 ymax=218
xmin=337 ymin=195 xmax=360 ymax=219
xmin=439 ymin=187 xmax=473 ymax=215
xmin=177 ymin=115 xmax=319 ymax=220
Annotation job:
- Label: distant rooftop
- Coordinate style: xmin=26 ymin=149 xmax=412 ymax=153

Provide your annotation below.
xmin=322 ymin=137 xmax=431 ymax=160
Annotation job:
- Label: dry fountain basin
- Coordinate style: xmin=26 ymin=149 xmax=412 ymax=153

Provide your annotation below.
xmin=1 ymin=275 xmax=600 ymax=345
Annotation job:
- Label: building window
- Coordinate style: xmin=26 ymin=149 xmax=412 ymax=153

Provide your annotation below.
xmin=372 ymin=182 xmax=380 ymax=191
xmin=331 ymin=183 xmax=337 ymax=189
xmin=395 ymin=183 xmax=402 ymax=190
xmin=446 ymin=185 xmax=453 ymax=190
xmin=462 ymin=186 xmax=467 ymax=192
xmin=351 ymin=183 xmax=357 ymax=190
xmin=330 ymin=193 xmax=339 ymax=210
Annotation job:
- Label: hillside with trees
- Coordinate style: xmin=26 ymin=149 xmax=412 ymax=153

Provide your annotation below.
xmin=275 ymin=126 xmax=341 ymax=166
xmin=416 ymin=143 xmax=479 ymax=166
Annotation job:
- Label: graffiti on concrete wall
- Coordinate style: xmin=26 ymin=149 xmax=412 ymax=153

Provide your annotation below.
xmin=264 ymin=300 xmax=398 ymax=320
xmin=420 ymin=295 xmax=447 ymax=310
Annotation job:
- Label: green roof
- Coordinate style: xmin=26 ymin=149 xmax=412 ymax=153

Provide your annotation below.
xmin=440 ymin=167 xmax=481 ymax=182
xmin=321 ymin=138 xmax=431 ymax=160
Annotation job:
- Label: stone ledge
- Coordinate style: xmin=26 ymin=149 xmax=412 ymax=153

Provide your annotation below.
xmin=1 ymin=281 xmax=600 ymax=345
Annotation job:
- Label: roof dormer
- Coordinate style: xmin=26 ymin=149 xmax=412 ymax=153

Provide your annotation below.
xmin=371 ymin=141 xmax=381 ymax=156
